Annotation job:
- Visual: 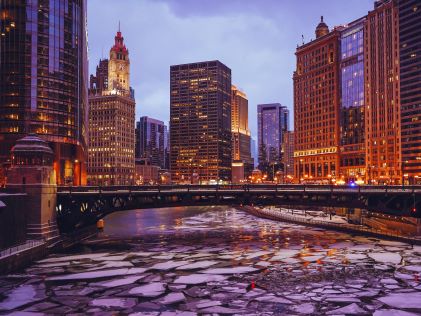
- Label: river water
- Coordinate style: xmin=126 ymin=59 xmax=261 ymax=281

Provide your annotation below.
xmin=1 ymin=206 xmax=421 ymax=315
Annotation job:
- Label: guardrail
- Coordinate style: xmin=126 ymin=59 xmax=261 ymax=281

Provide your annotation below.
xmin=57 ymin=184 xmax=421 ymax=195
xmin=254 ymin=207 xmax=421 ymax=242
xmin=0 ymin=240 xmax=45 ymax=259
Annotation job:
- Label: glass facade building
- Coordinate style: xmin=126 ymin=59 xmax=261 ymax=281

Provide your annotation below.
xmin=170 ymin=60 xmax=232 ymax=184
xmin=399 ymin=0 xmax=421 ymax=183
xmin=135 ymin=116 xmax=166 ymax=169
xmin=339 ymin=18 xmax=366 ymax=183
xmin=257 ymin=103 xmax=289 ymax=177
xmin=0 ymin=0 xmax=89 ymax=185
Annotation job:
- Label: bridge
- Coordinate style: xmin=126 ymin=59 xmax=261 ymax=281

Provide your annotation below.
xmin=56 ymin=184 xmax=421 ymax=232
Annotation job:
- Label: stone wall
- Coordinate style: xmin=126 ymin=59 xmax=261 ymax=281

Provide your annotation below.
xmin=0 ymin=193 xmax=28 ymax=250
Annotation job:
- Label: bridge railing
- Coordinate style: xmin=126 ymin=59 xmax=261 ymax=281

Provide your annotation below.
xmin=57 ymin=184 xmax=421 ymax=195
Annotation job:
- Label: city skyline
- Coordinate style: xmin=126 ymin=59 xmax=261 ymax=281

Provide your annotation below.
xmin=87 ymin=0 xmax=373 ymax=140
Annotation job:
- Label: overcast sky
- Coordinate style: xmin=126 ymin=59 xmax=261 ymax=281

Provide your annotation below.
xmin=87 ymin=0 xmax=373 ymax=140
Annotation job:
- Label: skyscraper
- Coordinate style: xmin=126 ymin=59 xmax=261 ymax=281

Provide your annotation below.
xmin=170 ymin=60 xmax=232 ymax=184
xmin=0 ymin=0 xmax=89 ymax=186
xmin=88 ymin=29 xmax=135 ymax=186
xmin=135 ymin=116 xmax=166 ymax=169
xmin=399 ymin=0 xmax=421 ymax=184
xmin=282 ymin=131 xmax=295 ymax=179
xmin=257 ymin=103 xmax=289 ymax=178
xmin=231 ymin=85 xmax=253 ymax=178
xmin=89 ymin=59 xmax=109 ymax=95
xmin=365 ymin=0 xmax=401 ymax=184
xmin=339 ymin=18 xmax=366 ymax=183
xmin=294 ymin=17 xmax=341 ymax=183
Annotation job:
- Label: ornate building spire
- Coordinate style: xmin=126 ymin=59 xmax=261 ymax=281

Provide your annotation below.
xmin=108 ymin=26 xmax=130 ymax=94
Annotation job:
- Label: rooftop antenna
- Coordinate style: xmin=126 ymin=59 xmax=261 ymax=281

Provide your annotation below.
xmin=302 ymin=34 xmax=305 ymax=45
xmin=118 ymin=20 xmax=120 ymax=32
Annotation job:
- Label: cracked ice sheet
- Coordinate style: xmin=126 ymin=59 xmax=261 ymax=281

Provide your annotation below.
xmin=90 ymin=298 xmax=136 ymax=308
xmin=174 ymin=274 xmax=227 ymax=284
xmin=200 ymin=266 xmax=259 ymax=274
xmin=369 ymin=252 xmax=402 ymax=264
xmin=269 ymin=249 xmax=300 ymax=261
xmin=150 ymin=260 xmax=191 ymax=271
xmin=37 ymin=253 xmax=110 ymax=263
xmin=46 ymin=267 xmax=147 ymax=281
xmin=176 ymin=260 xmax=219 ymax=270
xmin=378 ymin=292 xmax=421 ymax=309
xmin=0 ymin=285 xmax=44 ymax=311
xmin=129 ymin=282 xmax=166 ymax=297
xmin=93 ymin=275 xmax=144 ymax=288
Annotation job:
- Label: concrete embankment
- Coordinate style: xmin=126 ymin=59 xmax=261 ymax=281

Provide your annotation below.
xmin=239 ymin=205 xmax=421 ymax=245
xmin=0 ymin=225 xmax=98 ymax=275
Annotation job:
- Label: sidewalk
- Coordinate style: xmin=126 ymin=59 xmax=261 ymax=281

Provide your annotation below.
xmin=241 ymin=206 xmax=421 ymax=245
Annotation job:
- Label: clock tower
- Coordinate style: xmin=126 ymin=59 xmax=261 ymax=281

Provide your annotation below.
xmin=108 ymin=27 xmax=130 ymax=94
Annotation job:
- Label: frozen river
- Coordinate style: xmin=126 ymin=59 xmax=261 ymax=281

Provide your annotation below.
xmin=1 ymin=206 xmax=421 ymax=315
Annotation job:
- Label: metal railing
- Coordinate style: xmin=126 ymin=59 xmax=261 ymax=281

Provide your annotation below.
xmin=0 ymin=240 xmax=45 ymax=259
xmin=255 ymin=207 xmax=421 ymax=242
xmin=57 ymin=184 xmax=421 ymax=194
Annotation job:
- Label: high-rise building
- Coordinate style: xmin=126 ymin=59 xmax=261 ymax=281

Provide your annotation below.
xmin=170 ymin=60 xmax=232 ymax=184
xmin=135 ymin=116 xmax=166 ymax=169
xmin=231 ymin=85 xmax=253 ymax=179
xmin=88 ymin=29 xmax=135 ymax=186
xmin=0 ymin=0 xmax=89 ymax=186
xmin=293 ymin=17 xmax=341 ymax=183
xmin=89 ymin=59 xmax=109 ymax=95
xmin=257 ymin=103 xmax=289 ymax=178
xmin=282 ymin=131 xmax=295 ymax=179
xmin=399 ymin=0 xmax=421 ymax=184
xmin=365 ymin=1 xmax=401 ymax=184
xmin=164 ymin=125 xmax=170 ymax=170
xmin=339 ymin=18 xmax=366 ymax=183
xmin=250 ymin=138 xmax=257 ymax=168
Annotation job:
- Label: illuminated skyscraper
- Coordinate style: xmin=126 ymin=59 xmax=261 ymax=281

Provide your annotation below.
xmin=294 ymin=17 xmax=341 ymax=183
xmin=257 ymin=103 xmax=289 ymax=178
xmin=0 ymin=0 xmax=89 ymax=185
xmin=135 ymin=116 xmax=166 ymax=169
xmin=170 ymin=60 xmax=232 ymax=184
xmin=339 ymin=17 xmax=366 ymax=183
xmin=88 ymin=29 xmax=135 ymax=185
xmin=399 ymin=0 xmax=421 ymax=184
xmin=282 ymin=131 xmax=295 ymax=179
xmin=231 ymin=85 xmax=253 ymax=179
xmin=365 ymin=0 xmax=401 ymax=184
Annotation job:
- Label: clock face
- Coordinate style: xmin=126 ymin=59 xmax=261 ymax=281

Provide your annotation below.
xmin=119 ymin=64 xmax=125 ymax=71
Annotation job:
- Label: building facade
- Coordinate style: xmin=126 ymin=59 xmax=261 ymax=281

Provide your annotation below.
xmin=89 ymin=59 xmax=109 ymax=95
xmin=231 ymin=85 xmax=253 ymax=180
xmin=399 ymin=0 xmax=421 ymax=184
xmin=365 ymin=0 xmax=401 ymax=184
xmin=0 ymin=0 xmax=89 ymax=186
xmin=282 ymin=131 xmax=295 ymax=180
xmin=257 ymin=103 xmax=289 ymax=178
xmin=339 ymin=18 xmax=366 ymax=183
xmin=293 ymin=17 xmax=341 ymax=183
xmin=170 ymin=60 xmax=232 ymax=184
xmin=87 ymin=30 xmax=135 ymax=186
xmin=135 ymin=116 xmax=166 ymax=169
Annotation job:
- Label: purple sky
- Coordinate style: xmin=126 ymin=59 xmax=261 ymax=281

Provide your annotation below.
xmin=88 ymin=0 xmax=373 ymax=140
